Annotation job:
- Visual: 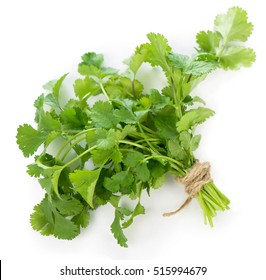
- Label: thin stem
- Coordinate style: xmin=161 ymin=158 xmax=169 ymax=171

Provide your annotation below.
xmin=119 ymin=140 xmax=151 ymax=152
xmin=100 ymin=83 xmax=110 ymax=101
xmin=137 ymin=123 xmax=158 ymax=153
xmin=61 ymin=136 xmax=86 ymax=161
xmin=135 ymin=138 xmax=161 ymax=144
xmin=140 ymin=124 xmax=158 ymax=137
xmin=63 ymin=145 xmax=97 ymax=168
xmin=144 ymin=154 xmax=183 ymax=168
xmin=56 ymin=128 xmax=94 ymax=160
xmin=171 ymin=77 xmax=182 ymax=119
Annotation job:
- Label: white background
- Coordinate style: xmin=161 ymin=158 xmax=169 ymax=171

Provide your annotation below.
xmin=0 ymin=0 xmax=265 ymax=279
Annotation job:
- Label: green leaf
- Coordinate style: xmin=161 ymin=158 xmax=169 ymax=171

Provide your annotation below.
xmin=60 ymin=107 xmax=88 ymax=130
xmin=191 ymin=134 xmax=201 ymax=151
xmin=214 ymin=6 xmax=253 ymax=42
xmin=124 ymin=151 xmax=144 ymax=168
xmin=73 ymin=77 xmax=101 ymax=99
xmin=150 ymin=89 xmax=170 ymax=110
xmin=53 ymin=210 xmax=79 ymax=240
xmin=69 ymin=169 xmax=101 ymax=208
xmin=196 ymin=31 xmax=220 ymax=53
xmin=114 ymin=108 xmax=136 ymax=124
xmin=129 ymin=48 xmax=148 ymax=75
xmin=167 ymin=139 xmax=187 ymax=161
xmin=27 ymin=163 xmax=43 ymax=178
xmin=179 ymin=131 xmax=191 ymax=150
xmin=43 ymin=80 xmax=57 ymax=91
xmin=103 ymin=171 xmax=134 ymax=193
xmin=16 ymin=124 xmax=47 ymax=157
xmin=145 ymin=33 xmax=172 ymax=75
xmin=90 ymin=101 xmax=118 ymax=129
xmin=44 ymin=93 xmax=60 ymax=110
xmin=81 ymin=52 xmax=104 ymax=68
xmin=219 ymin=46 xmax=256 ymax=70
xmin=185 ymin=61 xmax=217 ymax=76
xmin=87 ymin=129 xmax=120 ymax=150
xmin=153 ymin=106 xmax=178 ymax=139
xmin=38 ymin=111 xmax=61 ymax=132
xmin=53 ymin=194 xmax=84 ymax=216
xmin=135 ymin=163 xmax=150 ymax=182
xmin=72 ymin=210 xmax=90 ymax=229
xmin=30 ymin=196 xmax=79 ymax=240
xmin=91 ymin=149 xmax=113 ymax=166
xmin=123 ymin=202 xmax=145 ymax=228
xmin=53 ymin=73 xmax=68 ymax=102
xmin=168 ymin=53 xmax=217 ymax=76
xmin=39 ymin=177 xmax=53 ymax=194
xmin=177 ymin=107 xmax=215 ymax=132
xmin=111 ymin=209 xmax=128 ymax=247
xmin=30 ymin=198 xmax=54 ymax=236
xmin=43 ymin=166 xmax=64 ymax=197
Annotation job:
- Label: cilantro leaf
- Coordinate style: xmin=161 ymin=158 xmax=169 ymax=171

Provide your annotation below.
xmin=114 ymin=108 xmax=136 ymax=124
xmin=123 ymin=202 xmax=145 ymax=228
xmin=167 ymin=139 xmax=187 ymax=161
xmin=219 ymin=46 xmax=256 ymax=70
xmin=81 ymin=52 xmax=104 ymax=68
xmin=53 ymin=194 xmax=84 ymax=216
xmin=111 ymin=209 xmax=128 ymax=247
xmin=177 ymin=107 xmax=215 ymax=132
xmin=104 ymin=171 xmax=134 ymax=193
xmin=214 ymin=6 xmax=253 ymax=42
xmin=144 ymin=33 xmax=172 ymax=76
xmin=69 ymin=169 xmax=102 ymax=208
xmin=59 ymin=107 xmax=88 ymax=130
xmin=17 ymin=124 xmax=47 ymax=157
xmin=196 ymin=31 xmax=219 ymax=54
xmin=168 ymin=53 xmax=217 ymax=76
xmin=30 ymin=196 xmax=79 ymax=240
xmin=27 ymin=163 xmax=43 ymax=178
xmin=53 ymin=210 xmax=80 ymax=240
xmin=73 ymin=77 xmax=101 ymax=99
xmin=38 ymin=111 xmax=61 ymax=132
xmin=43 ymin=166 xmax=64 ymax=197
xmin=129 ymin=46 xmax=149 ymax=75
xmin=72 ymin=210 xmax=90 ymax=229
xmin=90 ymin=101 xmax=118 ymax=128
xmin=53 ymin=73 xmax=68 ymax=103
xmin=123 ymin=151 xmax=144 ymax=167
xmin=87 ymin=129 xmax=121 ymax=150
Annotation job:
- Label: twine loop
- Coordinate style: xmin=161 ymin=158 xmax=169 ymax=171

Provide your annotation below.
xmin=163 ymin=161 xmax=212 ymax=217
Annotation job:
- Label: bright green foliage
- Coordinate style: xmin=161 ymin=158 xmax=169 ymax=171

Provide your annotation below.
xmin=30 ymin=196 xmax=80 ymax=240
xmin=69 ymin=169 xmax=102 ymax=208
xmin=214 ymin=7 xmax=253 ymax=42
xmin=16 ymin=124 xmax=47 ymax=157
xmin=17 ymin=7 xmax=254 ymax=247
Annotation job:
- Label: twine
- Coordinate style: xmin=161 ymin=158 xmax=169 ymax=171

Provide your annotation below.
xmin=163 ymin=161 xmax=212 ymax=217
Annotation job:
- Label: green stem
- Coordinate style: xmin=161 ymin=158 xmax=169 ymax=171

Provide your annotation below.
xmin=119 ymin=140 xmax=151 ymax=152
xmin=56 ymin=128 xmax=94 ymax=160
xmin=144 ymin=154 xmax=185 ymax=176
xmin=61 ymin=136 xmax=86 ymax=161
xmin=140 ymin=124 xmax=158 ymax=137
xmin=135 ymin=138 xmax=161 ymax=144
xmin=100 ymin=83 xmax=110 ymax=101
xmin=137 ymin=123 xmax=158 ymax=153
xmin=63 ymin=145 xmax=97 ymax=168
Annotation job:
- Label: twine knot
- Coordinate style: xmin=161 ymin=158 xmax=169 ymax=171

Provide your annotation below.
xmin=163 ymin=161 xmax=212 ymax=217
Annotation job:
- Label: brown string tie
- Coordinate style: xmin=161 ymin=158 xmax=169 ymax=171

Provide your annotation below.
xmin=163 ymin=161 xmax=212 ymax=217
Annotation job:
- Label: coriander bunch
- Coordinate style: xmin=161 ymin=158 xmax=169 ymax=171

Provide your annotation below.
xmin=17 ymin=7 xmax=255 ymax=247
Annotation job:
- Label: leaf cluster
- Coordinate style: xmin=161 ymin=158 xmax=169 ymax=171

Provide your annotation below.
xmin=16 ymin=7 xmax=254 ymax=247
